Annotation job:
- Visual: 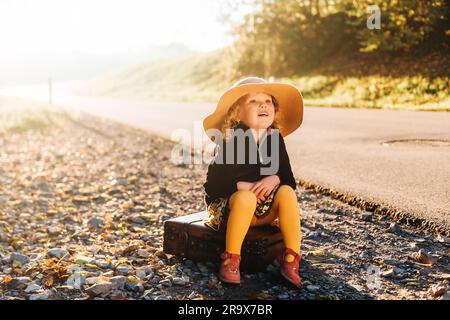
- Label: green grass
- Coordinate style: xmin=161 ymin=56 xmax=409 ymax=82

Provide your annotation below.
xmin=286 ymin=75 xmax=450 ymax=111
xmin=74 ymin=49 xmax=450 ymax=111
xmin=0 ymin=97 xmax=69 ymax=133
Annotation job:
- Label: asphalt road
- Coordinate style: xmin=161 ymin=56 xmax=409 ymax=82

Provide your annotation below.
xmin=1 ymin=83 xmax=449 ymax=230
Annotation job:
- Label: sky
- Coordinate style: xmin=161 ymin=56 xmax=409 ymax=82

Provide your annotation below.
xmin=0 ymin=0 xmax=237 ymax=56
xmin=0 ymin=0 xmax=253 ymax=85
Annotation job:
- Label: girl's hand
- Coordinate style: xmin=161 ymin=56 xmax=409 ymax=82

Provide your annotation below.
xmin=236 ymin=181 xmax=255 ymax=191
xmin=237 ymin=181 xmax=266 ymax=203
xmin=250 ymin=175 xmax=280 ymax=203
xmin=237 ymin=180 xmax=267 ymax=204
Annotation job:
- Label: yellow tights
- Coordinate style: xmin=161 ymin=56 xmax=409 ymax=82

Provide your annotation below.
xmin=225 ymin=185 xmax=301 ymax=263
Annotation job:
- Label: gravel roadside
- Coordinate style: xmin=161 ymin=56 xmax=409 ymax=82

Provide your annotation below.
xmin=0 ymin=113 xmax=448 ymax=300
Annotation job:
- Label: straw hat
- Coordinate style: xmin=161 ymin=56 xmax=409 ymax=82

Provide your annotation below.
xmin=203 ymin=77 xmax=303 ymax=140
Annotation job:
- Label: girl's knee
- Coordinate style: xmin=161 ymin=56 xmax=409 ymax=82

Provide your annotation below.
xmin=229 ymin=190 xmax=257 ymax=210
xmin=276 ymin=185 xmax=297 ymax=200
xmin=274 ymin=185 xmax=298 ymax=211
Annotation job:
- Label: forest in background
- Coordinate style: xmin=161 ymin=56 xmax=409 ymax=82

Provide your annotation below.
xmin=77 ymin=0 xmax=450 ymax=110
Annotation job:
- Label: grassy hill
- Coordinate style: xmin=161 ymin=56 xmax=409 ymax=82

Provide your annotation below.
xmin=74 ymin=47 xmax=449 ymax=111
xmin=74 ymin=48 xmax=233 ymax=103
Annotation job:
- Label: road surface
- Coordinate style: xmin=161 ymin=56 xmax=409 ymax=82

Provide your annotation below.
xmin=1 ymin=83 xmax=449 ymax=231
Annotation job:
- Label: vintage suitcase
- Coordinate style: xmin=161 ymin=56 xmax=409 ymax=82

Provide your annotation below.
xmin=163 ymin=211 xmax=284 ymax=272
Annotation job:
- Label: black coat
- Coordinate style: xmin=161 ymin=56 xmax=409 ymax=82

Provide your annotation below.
xmin=203 ymin=122 xmax=297 ymax=205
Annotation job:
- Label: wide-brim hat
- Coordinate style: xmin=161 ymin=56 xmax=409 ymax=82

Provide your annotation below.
xmin=203 ymin=76 xmax=303 ymax=140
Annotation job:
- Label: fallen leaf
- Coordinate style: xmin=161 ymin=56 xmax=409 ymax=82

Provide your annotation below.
xmin=122 ymin=244 xmax=139 ymax=255
xmin=3 ymin=276 xmax=13 ymax=284
xmin=151 ymin=186 xmax=160 ymax=193
xmin=411 ymin=250 xmax=433 ymax=266
xmin=45 ymin=276 xmax=54 ymax=286
xmin=372 ymin=257 xmax=385 ymax=265
xmin=253 ymin=293 xmax=272 ymax=300
xmin=122 ymin=202 xmax=131 ymax=210
xmin=127 ymin=275 xmax=141 ymax=284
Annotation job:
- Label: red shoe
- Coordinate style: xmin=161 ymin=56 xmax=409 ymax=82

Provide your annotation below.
xmin=219 ymin=252 xmax=241 ymax=284
xmin=274 ymin=248 xmax=301 ymax=287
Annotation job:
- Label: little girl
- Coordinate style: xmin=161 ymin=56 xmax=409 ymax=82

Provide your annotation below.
xmin=202 ymin=77 xmax=304 ymax=287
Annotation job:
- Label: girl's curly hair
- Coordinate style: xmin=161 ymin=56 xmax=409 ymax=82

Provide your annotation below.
xmin=221 ymin=93 xmax=282 ymax=140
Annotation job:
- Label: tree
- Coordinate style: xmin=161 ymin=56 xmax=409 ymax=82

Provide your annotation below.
xmin=224 ymin=0 xmax=449 ymax=78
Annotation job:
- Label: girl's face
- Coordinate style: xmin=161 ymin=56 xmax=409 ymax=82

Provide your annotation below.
xmin=237 ymin=92 xmax=275 ymax=130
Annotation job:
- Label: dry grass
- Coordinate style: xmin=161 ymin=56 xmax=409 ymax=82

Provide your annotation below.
xmin=0 ymin=96 xmax=69 ymax=133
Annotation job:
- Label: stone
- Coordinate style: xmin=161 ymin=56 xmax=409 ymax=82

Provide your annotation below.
xmin=0 ymin=230 xmax=8 ymax=242
xmin=102 ymin=271 xmax=114 ymax=277
xmin=435 ymin=234 xmax=449 ymax=244
xmin=160 ymin=279 xmax=172 ymax=287
xmin=25 ymin=284 xmax=42 ymax=293
xmin=387 ymin=222 xmax=401 ymax=233
xmin=126 ymin=281 xmax=144 ymax=292
xmin=85 ymin=277 xmax=98 ymax=285
xmin=116 ymin=265 xmax=130 ymax=275
xmin=117 ymin=178 xmax=128 ymax=186
xmin=384 ymin=258 xmax=401 ymax=266
xmin=73 ymin=195 xmax=90 ymax=204
xmin=439 ymin=291 xmax=450 ymax=300
xmin=137 ymin=249 xmax=150 ymax=258
xmin=154 ymin=295 xmax=171 ymax=300
xmin=10 ymin=252 xmax=30 ymax=265
xmin=29 ymin=290 xmax=53 ymax=300
xmin=88 ymin=217 xmax=104 ymax=228
xmin=127 ymin=214 xmax=145 ymax=224
xmin=110 ymin=276 xmax=127 ymax=290
xmin=94 ymin=259 xmax=110 ymax=269
xmin=430 ymin=283 xmax=448 ymax=297
xmin=381 ymin=269 xmax=395 ymax=278
xmin=409 ymin=242 xmax=418 ymax=249
xmin=66 ymin=271 xmax=86 ymax=289
xmin=393 ymin=267 xmax=405 ymax=275
xmin=67 ymin=264 xmax=82 ymax=273
xmin=172 ymin=277 xmax=187 ymax=286
xmin=135 ymin=269 xmax=146 ymax=280
xmin=74 ymin=255 xmax=94 ymax=265
xmin=309 ymin=231 xmax=321 ymax=238
xmin=47 ymin=227 xmax=61 ymax=235
xmin=86 ymin=282 xmax=113 ymax=296
xmin=188 ymin=291 xmax=197 ymax=299
xmin=306 ymin=285 xmax=320 ymax=292
xmin=47 ymin=248 xmax=68 ymax=258
xmin=10 ymin=276 xmax=31 ymax=289
xmin=141 ymin=265 xmax=153 ymax=274
xmin=361 ymin=212 xmax=373 ymax=221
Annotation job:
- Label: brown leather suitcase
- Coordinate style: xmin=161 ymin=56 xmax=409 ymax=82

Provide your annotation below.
xmin=163 ymin=211 xmax=284 ymax=272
